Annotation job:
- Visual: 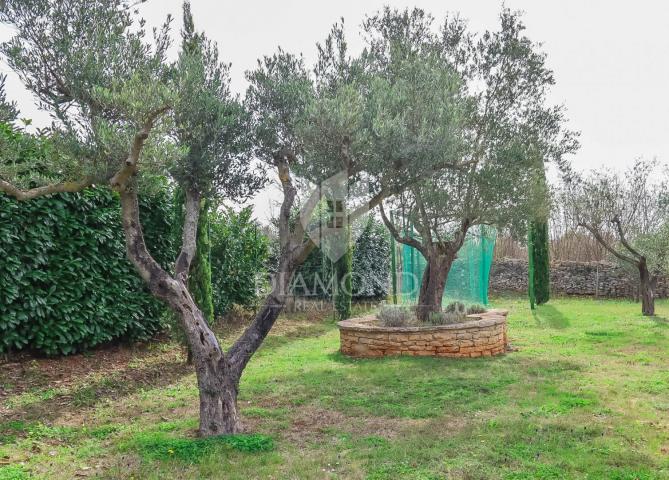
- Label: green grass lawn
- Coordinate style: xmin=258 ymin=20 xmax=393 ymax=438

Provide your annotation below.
xmin=1 ymin=296 xmax=669 ymax=479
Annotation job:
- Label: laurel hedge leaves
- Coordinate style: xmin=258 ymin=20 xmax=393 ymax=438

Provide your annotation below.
xmin=0 ymin=187 xmax=175 ymax=355
xmin=210 ymin=207 xmax=269 ymax=317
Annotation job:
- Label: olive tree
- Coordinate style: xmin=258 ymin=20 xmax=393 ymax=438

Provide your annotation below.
xmin=369 ymin=8 xmax=578 ymax=320
xmin=0 ymin=0 xmax=262 ymax=435
xmin=561 ymin=159 xmax=669 ymax=316
xmin=241 ymin=18 xmax=470 ymax=389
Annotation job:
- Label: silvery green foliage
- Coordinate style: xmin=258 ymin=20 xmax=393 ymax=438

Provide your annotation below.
xmin=297 ymin=21 xmax=372 ymax=184
xmin=562 ymin=159 xmax=669 ymax=275
xmin=0 ymin=0 xmax=177 ymax=187
xmin=173 ymin=3 xmax=263 ymax=199
xmin=1 ymin=0 xmax=262 ymax=201
xmin=367 ymin=7 xmax=578 ymax=245
xmin=426 ymin=302 xmax=484 ymax=325
xmin=245 ymin=18 xmax=467 ymax=207
xmin=296 ymin=20 xmax=467 ymax=201
xmin=444 ymin=301 xmax=466 ymax=315
xmin=466 ymin=304 xmax=486 ymax=315
xmin=426 ymin=311 xmax=464 ymax=325
xmin=377 ymin=305 xmax=415 ymax=327
xmin=244 ymin=49 xmax=313 ymax=164
xmin=0 ymin=74 xmax=18 ymax=123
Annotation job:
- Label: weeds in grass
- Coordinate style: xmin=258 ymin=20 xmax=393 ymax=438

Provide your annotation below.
xmin=27 ymin=423 xmax=79 ymax=442
xmin=0 ymin=465 xmax=28 ymax=480
xmin=242 ymin=406 xmax=288 ymax=419
xmin=129 ymin=432 xmax=274 ymax=463
xmin=88 ymin=424 xmax=120 ymax=439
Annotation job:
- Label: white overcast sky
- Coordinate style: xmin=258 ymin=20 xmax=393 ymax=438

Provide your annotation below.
xmin=1 ymin=0 xmax=668 ymax=222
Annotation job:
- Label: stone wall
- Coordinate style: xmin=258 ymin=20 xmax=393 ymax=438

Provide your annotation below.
xmin=490 ymin=258 xmax=669 ymax=298
xmin=338 ymin=310 xmax=508 ymax=358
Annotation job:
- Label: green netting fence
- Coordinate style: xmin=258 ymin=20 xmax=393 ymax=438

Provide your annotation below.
xmin=396 ymin=225 xmax=497 ymax=305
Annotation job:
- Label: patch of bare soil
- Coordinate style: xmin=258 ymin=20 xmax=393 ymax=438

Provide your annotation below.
xmin=0 ymin=341 xmax=192 ymax=423
xmin=1 ymin=337 xmax=171 ymax=396
xmin=276 ymin=405 xmax=430 ymax=446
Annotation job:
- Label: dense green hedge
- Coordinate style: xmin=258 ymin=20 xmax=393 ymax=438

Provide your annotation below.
xmin=210 ymin=207 xmax=269 ymax=316
xmin=0 ymin=187 xmax=174 ymax=355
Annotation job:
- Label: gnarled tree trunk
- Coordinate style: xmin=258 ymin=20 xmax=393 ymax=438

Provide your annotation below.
xmin=119 ymin=185 xmax=244 ymax=434
xmin=638 ymin=259 xmax=655 ymax=316
xmin=174 ymin=286 xmax=242 ymax=435
xmin=416 ymin=253 xmax=455 ymax=322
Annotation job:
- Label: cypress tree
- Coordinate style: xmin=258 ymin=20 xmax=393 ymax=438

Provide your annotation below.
xmin=334 ymin=228 xmax=352 ymax=320
xmin=188 ymin=199 xmax=215 ymax=324
xmin=528 ymin=223 xmax=536 ymax=310
xmin=531 ymin=219 xmax=550 ymax=305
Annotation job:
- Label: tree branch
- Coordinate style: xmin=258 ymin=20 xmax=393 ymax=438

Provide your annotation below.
xmin=579 ymin=223 xmax=638 ymax=266
xmin=413 ymin=190 xmax=434 ymax=248
xmin=110 ymin=105 xmax=171 ymax=190
xmin=174 ymin=188 xmax=202 ymax=281
xmin=118 ymin=183 xmax=171 ymax=289
xmin=226 ymin=149 xmax=301 ymax=378
xmin=379 ymin=202 xmax=427 ymax=255
xmin=0 ymin=177 xmax=94 ymax=200
xmin=611 ymin=215 xmax=644 ymax=261
xmin=272 ymin=147 xmax=299 ymax=251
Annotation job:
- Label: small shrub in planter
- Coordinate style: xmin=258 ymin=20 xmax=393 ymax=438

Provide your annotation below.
xmin=377 ymin=305 xmax=415 ymax=327
xmin=445 ymin=301 xmax=466 ymax=315
xmin=427 ymin=310 xmax=466 ymax=325
xmin=466 ymin=304 xmax=486 ymax=315
xmin=376 ymin=302 xmax=487 ymax=328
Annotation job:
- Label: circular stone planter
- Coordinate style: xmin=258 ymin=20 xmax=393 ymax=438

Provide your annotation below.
xmin=337 ymin=309 xmax=509 ymax=358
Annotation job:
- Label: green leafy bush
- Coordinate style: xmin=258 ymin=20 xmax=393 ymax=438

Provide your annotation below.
xmin=334 ymin=228 xmax=352 ymax=320
xmin=210 ymin=207 xmax=269 ymax=317
xmin=0 ymin=465 xmax=28 ymax=480
xmin=529 ymin=219 xmax=550 ymax=305
xmin=291 ymin=216 xmax=390 ymax=300
xmin=0 ymin=187 xmax=174 ymax=355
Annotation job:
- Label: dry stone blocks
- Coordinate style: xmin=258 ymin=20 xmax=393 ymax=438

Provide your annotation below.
xmin=490 ymin=258 xmax=669 ymax=299
xmin=338 ymin=310 xmax=508 ymax=359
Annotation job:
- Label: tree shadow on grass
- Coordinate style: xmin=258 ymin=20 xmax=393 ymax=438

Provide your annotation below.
xmin=651 ymin=316 xmax=669 ymax=325
xmin=532 ymin=304 xmax=570 ymax=329
xmin=256 ymin=352 xmax=587 ymax=424
xmin=325 ymin=350 xmax=510 ymax=366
